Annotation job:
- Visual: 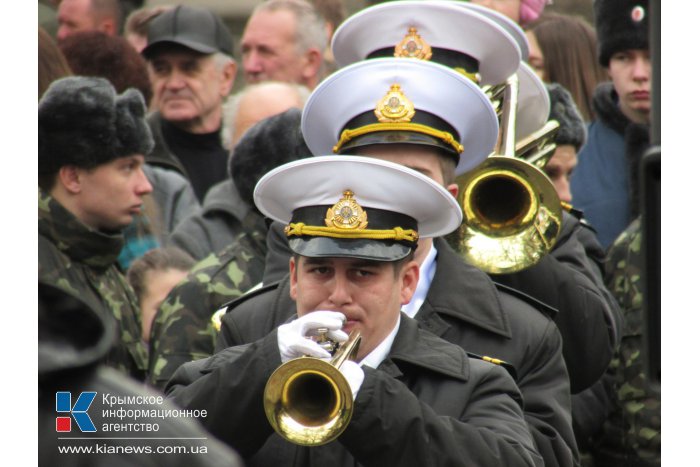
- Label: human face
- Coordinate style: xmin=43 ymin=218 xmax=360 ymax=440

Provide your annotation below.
xmin=352 ymin=144 xmax=458 ymax=264
xmin=241 ymin=10 xmax=315 ymax=87
xmin=73 ymin=155 xmax=152 ymax=231
xmin=470 ymin=0 xmax=522 ymax=24
xmin=57 ymin=0 xmax=98 ymax=41
xmin=148 ymin=48 xmax=236 ymax=133
xmin=544 ymin=144 xmax=577 ymax=203
xmin=607 ymin=49 xmax=651 ymax=124
xmin=290 ymin=256 xmax=418 ymax=361
xmin=526 ymin=30 xmax=545 ymax=80
xmin=139 ymin=268 xmax=189 ymax=343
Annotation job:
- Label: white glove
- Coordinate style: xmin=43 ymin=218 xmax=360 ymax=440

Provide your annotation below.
xmin=277 ymin=311 xmax=348 ymax=363
xmin=339 ymin=360 xmax=365 ymax=401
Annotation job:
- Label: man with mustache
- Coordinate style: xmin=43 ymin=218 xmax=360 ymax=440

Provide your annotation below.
xmin=38 ymin=76 xmax=154 ymax=381
xmin=570 ymin=0 xmax=652 ymax=249
xmin=141 ymin=5 xmax=237 ymax=203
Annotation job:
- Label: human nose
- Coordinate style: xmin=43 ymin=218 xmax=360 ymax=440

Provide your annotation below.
xmin=632 ymin=56 xmax=651 ymax=82
xmin=556 ymin=178 xmax=572 ymax=204
xmin=163 ymin=69 xmax=186 ymax=90
xmin=243 ymin=50 xmax=263 ymax=74
xmin=136 ymin=168 xmax=153 ymax=195
xmin=327 ymin=274 xmax=352 ymax=307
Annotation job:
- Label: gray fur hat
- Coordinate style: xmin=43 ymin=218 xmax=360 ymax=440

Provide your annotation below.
xmin=38 ymin=76 xmax=154 ymax=175
xmin=546 ymin=82 xmax=587 ymax=151
xmin=230 ymin=108 xmax=312 ymax=208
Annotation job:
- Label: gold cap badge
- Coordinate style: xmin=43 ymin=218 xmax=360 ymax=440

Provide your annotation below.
xmin=394 ymin=26 xmax=432 ymax=61
xmin=325 ymin=190 xmax=369 ymax=230
xmin=374 ymin=84 xmax=416 ymax=123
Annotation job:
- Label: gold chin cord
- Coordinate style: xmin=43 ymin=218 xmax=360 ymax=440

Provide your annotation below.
xmin=449 ymin=74 xmax=564 ymax=274
xmin=263 ymin=329 xmax=362 ymax=446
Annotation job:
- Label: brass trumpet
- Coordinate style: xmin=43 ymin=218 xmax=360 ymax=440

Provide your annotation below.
xmin=264 ymin=329 xmax=362 ymax=446
xmin=450 ymin=73 xmax=563 ymax=274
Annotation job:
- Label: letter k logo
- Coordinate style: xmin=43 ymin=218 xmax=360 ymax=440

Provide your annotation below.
xmin=56 ymin=392 xmax=97 ymax=432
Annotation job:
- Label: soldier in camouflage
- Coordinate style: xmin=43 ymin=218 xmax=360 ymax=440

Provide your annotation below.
xmin=593 ymin=217 xmax=660 ymax=466
xmin=147 ymin=108 xmax=312 ymax=389
xmin=38 ymin=77 xmax=154 ymax=381
xmin=147 ymin=230 xmax=267 ymax=388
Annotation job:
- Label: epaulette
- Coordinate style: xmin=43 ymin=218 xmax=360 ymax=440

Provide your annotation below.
xmin=562 ymin=201 xmax=597 ymax=232
xmin=466 ymin=352 xmax=518 ymax=381
xmin=210 ymin=280 xmax=282 ymax=332
xmin=492 ymin=281 xmax=558 ymax=320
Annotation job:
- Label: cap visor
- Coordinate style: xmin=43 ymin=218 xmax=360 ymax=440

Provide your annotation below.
xmin=288 ymin=237 xmax=412 ymax=262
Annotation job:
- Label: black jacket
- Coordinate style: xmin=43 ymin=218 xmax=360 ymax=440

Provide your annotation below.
xmin=167 ymin=314 xmax=544 ymax=467
xmin=492 ymin=210 xmax=622 ymax=393
xmin=218 ymin=238 xmax=579 ymax=467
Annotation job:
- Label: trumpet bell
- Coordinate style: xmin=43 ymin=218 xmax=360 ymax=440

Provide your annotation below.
xmin=452 ymin=156 xmax=562 ymax=274
xmin=264 ymin=357 xmax=353 ymax=446
xmin=263 ymin=329 xmax=361 ymax=446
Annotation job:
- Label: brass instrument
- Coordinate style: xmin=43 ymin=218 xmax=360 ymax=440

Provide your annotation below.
xmin=264 ymin=328 xmax=362 ymax=446
xmin=451 ymin=74 xmax=563 ymax=274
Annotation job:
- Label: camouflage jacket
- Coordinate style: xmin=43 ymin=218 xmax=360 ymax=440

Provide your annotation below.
xmin=595 ymin=218 xmax=660 ymax=466
xmin=38 ymin=189 xmax=148 ymax=381
xmin=147 ymin=228 xmax=267 ymax=389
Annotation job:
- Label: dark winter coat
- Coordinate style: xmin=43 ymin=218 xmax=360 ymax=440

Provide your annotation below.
xmin=570 ymin=82 xmax=650 ymax=249
xmin=218 ymin=238 xmax=579 ymax=467
xmin=492 ymin=210 xmax=622 ymax=393
xmin=166 ymin=314 xmax=544 ymax=467
xmin=169 ymin=179 xmax=267 ymax=261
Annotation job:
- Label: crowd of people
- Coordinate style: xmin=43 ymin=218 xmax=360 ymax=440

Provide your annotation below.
xmin=38 ymin=1 xmax=659 ymax=466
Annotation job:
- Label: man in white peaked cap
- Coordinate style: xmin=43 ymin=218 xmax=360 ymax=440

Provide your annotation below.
xmin=166 ymin=156 xmax=544 ymax=467
xmin=220 ymin=56 xmax=576 ymax=466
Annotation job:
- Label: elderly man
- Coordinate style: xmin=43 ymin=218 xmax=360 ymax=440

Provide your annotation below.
xmin=240 ymin=0 xmax=326 ymax=89
xmin=166 ymin=156 xmax=544 ymax=467
xmin=141 ymin=5 xmax=237 ymax=202
xmin=38 ymin=76 xmax=153 ymax=380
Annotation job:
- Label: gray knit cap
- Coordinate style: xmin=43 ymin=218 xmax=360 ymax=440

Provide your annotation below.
xmin=546 ymin=82 xmax=587 ymax=151
xmin=38 ymin=76 xmax=154 ymax=174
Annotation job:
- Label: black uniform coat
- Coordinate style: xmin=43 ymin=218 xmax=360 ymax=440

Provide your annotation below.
xmin=492 ymin=210 xmax=622 ymax=393
xmin=167 ymin=314 xmax=544 ymax=467
xmin=217 ymin=238 xmax=579 ymax=467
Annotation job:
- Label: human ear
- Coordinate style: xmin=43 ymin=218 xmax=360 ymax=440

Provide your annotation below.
xmin=289 ymin=256 xmax=298 ymax=301
xmin=57 ymin=166 xmax=83 ymax=194
xmin=399 ymin=260 xmax=420 ymax=305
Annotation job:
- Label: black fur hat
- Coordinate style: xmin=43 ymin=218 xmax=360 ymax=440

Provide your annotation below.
xmin=230 ymin=108 xmax=312 ymax=208
xmin=595 ymin=0 xmax=649 ymax=66
xmin=38 ymin=76 xmax=154 ymax=175
xmin=547 ymin=82 xmax=587 ymax=151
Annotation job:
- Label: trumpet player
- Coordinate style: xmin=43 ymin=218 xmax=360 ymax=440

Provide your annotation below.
xmin=167 ymin=156 xmax=543 ymax=466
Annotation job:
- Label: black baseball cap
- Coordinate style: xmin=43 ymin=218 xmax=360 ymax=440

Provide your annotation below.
xmin=142 ymin=5 xmax=233 ymax=58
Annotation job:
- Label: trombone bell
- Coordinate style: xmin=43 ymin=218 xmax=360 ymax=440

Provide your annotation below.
xmin=451 ymin=156 xmax=562 ymax=274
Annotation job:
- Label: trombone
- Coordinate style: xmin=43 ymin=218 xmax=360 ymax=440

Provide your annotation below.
xmin=264 ymin=329 xmax=362 ymax=446
xmin=450 ymin=73 xmax=563 ymax=274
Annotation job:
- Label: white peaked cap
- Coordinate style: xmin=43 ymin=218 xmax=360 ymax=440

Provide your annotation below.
xmin=515 ymin=61 xmax=551 ymax=141
xmin=302 ymin=58 xmax=498 ymax=176
xmin=254 ymin=156 xmax=462 ymax=260
xmin=331 ymin=0 xmax=521 ymax=85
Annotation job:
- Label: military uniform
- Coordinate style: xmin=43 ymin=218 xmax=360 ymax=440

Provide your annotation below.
xmin=38 ymin=189 xmax=148 ymax=381
xmin=147 ymin=229 xmax=267 ymax=389
xmin=219 ymin=237 xmax=577 ymax=467
xmin=592 ymin=218 xmax=660 ymax=466
xmin=168 ymin=314 xmax=543 ymax=467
